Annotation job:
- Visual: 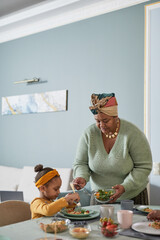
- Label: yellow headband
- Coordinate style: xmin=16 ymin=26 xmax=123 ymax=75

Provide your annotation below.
xmin=35 ymin=169 xmax=60 ymax=188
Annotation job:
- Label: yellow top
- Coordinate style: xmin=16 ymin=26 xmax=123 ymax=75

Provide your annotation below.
xmin=30 ymin=197 xmax=68 ymax=219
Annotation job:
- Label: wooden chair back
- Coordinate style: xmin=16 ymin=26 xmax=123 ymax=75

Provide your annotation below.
xmin=0 ymin=200 xmax=31 ymax=227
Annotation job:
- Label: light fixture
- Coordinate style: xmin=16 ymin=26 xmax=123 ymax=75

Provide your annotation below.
xmin=14 ymin=77 xmax=40 ymax=84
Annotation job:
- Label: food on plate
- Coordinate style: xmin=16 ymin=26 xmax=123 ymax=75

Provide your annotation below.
xmin=64 ymin=207 xmax=90 ymax=215
xmin=40 ymin=220 xmax=67 ymax=233
xmin=149 ymin=221 xmax=160 ymax=230
xmin=94 ymin=189 xmax=114 ymax=202
xmin=69 ymin=227 xmax=90 ymax=239
xmin=100 ymin=217 xmax=118 ymax=238
xmin=143 ymin=207 xmax=153 ymax=213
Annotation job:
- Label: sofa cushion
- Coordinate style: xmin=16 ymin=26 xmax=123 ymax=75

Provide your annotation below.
xmin=0 ymin=166 xmax=22 ymax=191
xmin=56 ymin=168 xmax=73 ymax=191
xmin=17 ymin=166 xmax=39 ymax=203
xmin=17 ymin=166 xmax=73 ymax=203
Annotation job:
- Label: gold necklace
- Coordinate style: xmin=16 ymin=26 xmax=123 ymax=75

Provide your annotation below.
xmin=105 ymin=118 xmax=120 ymax=139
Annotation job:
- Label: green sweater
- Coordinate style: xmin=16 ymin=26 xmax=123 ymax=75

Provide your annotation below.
xmin=73 ymin=119 xmax=152 ymax=200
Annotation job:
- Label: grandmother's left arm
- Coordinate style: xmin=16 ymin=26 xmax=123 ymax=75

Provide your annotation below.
xmin=109 ymin=128 xmax=152 ymax=202
xmin=122 ymin=130 xmax=152 ymax=190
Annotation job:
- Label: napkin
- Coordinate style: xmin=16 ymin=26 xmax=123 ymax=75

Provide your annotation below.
xmin=133 ymin=208 xmax=148 ymax=215
xmin=119 ymin=228 xmax=160 ymax=240
xmin=71 ymin=216 xmax=100 ymax=224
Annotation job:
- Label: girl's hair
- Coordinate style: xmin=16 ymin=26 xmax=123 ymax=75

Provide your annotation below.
xmin=34 ymin=164 xmax=54 ymax=183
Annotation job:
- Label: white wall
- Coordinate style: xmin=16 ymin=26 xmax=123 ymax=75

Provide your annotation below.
xmin=149 ymin=5 xmax=160 ymax=205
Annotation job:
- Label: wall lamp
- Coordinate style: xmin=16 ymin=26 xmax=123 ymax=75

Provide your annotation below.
xmin=14 ymin=77 xmax=39 ymax=84
xmin=13 ymin=77 xmax=47 ymax=84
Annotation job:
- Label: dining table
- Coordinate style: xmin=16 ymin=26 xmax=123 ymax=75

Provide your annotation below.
xmin=0 ymin=204 xmax=160 ymax=240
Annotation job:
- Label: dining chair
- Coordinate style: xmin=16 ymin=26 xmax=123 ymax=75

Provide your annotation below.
xmin=0 ymin=200 xmax=31 ymax=227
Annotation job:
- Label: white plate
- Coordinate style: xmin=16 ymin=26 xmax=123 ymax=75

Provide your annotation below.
xmin=132 ymin=222 xmax=160 ymax=235
xmin=136 ymin=205 xmax=160 ymax=214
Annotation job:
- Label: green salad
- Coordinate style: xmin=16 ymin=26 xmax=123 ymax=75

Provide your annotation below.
xmin=95 ymin=189 xmax=114 ymax=201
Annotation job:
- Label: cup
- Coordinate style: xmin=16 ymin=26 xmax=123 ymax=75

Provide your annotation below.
xmin=100 ymin=205 xmax=114 ymax=220
xmin=117 ymin=210 xmax=133 ymax=229
xmin=121 ymin=200 xmax=134 ymax=210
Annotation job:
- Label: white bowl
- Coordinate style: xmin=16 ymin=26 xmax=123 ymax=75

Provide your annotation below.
xmin=39 ymin=217 xmax=71 ymax=233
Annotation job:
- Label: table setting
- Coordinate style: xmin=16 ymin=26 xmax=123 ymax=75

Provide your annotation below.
xmin=0 ymin=186 xmax=160 ymax=240
xmin=35 ymin=202 xmax=160 ymax=240
xmin=118 ymin=202 xmax=160 ymax=240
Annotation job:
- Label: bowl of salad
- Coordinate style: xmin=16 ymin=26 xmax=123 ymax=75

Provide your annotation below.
xmin=94 ymin=189 xmax=115 ymax=203
xmin=100 ymin=217 xmax=119 ymax=238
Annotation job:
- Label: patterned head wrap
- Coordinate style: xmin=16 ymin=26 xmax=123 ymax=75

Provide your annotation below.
xmin=35 ymin=169 xmax=60 ymax=188
xmin=89 ymin=93 xmax=118 ymax=116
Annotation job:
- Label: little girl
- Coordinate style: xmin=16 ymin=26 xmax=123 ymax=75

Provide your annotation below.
xmin=30 ymin=164 xmax=80 ymax=219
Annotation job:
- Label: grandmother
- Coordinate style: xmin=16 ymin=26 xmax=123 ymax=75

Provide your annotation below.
xmin=73 ymin=93 xmax=152 ymax=204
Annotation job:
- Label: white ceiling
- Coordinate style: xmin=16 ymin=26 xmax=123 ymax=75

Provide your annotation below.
xmin=0 ymin=0 xmax=150 ymax=43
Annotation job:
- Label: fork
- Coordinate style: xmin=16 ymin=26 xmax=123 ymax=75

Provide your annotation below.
xmin=70 ymin=182 xmax=81 ymax=210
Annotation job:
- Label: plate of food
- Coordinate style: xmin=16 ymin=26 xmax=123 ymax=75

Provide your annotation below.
xmin=59 ymin=209 xmax=100 ymax=220
xmin=94 ymin=189 xmax=115 ymax=203
xmin=132 ymin=221 xmax=160 ymax=235
xmin=60 ymin=207 xmax=93 ymax=217
xmin=136 ymin=205 xmax=160 ymax=214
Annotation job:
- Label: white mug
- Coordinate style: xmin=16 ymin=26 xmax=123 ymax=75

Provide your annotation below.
xmin=100 ymin=205 xmax=114 ymax=220
xmin=117 ymin=210 xmax=133 ymax=229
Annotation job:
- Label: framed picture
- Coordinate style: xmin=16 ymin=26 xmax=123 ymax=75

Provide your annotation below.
xmin=2 ymin=89 xmax=68 ymax=115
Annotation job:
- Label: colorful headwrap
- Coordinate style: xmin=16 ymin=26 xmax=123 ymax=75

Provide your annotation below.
xmin=89 ymin=93 xmax=118 ymax=116
xmin=35 ymin=169 xmax=60 ymax=188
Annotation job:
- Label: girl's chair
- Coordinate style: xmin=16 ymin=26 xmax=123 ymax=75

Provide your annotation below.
xmin=0 ymin=200 xmax=31 ymax=227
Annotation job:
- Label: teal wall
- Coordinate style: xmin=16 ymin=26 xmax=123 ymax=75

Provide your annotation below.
xmin=0 ymin=2 xmax=153 ymax=168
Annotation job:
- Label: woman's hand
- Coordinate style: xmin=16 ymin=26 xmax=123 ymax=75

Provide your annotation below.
xmin=147 ymin=210 xmax=160 ymax=221
xmin=73 ymin=177 xmax=86 ymax=190
xmin=64 ymin=192 xmax=80 ymax=205
xmin=109 ymin=184 xmax=125 ymax=203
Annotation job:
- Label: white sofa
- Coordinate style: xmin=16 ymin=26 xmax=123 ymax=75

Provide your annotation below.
xmin=0 ymin=165 xmax=73 ymax=203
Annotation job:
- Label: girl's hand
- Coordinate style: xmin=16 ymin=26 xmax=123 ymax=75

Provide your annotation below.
xmin=147 ymin=210 xmax=160 ymax=221
xmin=109 ymin=184 xmax=125 ymax=203
xmin=64 ymin=192 xmax=80 ymax=205
xmin=73 ymin=177 xmax=86 ymax=190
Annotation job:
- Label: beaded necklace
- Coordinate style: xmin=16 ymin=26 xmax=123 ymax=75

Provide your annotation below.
xmin=105 ymin=118 xmax=120 ymax=139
